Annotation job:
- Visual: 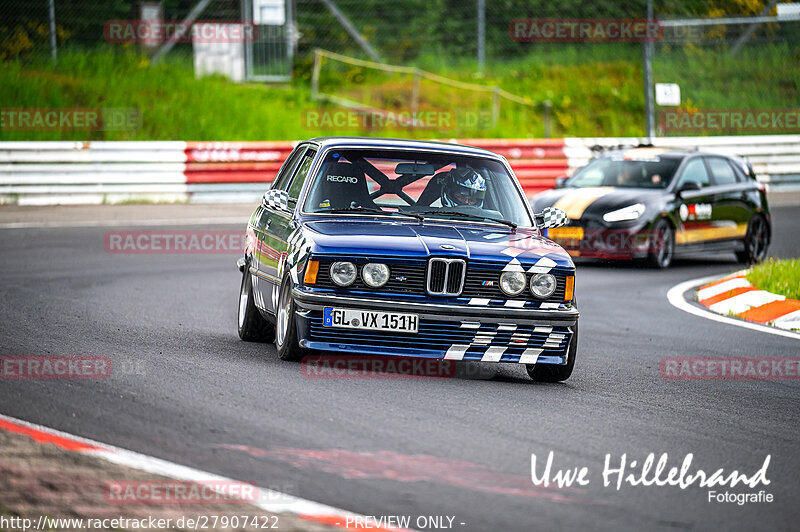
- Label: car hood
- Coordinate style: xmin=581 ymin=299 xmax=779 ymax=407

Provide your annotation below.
xmin=302 ymin=218 xmax=574 ymax=271
xmin=531 ymin=187 xmax=667 ymax=221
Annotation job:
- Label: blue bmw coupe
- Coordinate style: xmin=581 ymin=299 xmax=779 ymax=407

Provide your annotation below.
xmin=237 ymin=137 xmax=578 ymax=381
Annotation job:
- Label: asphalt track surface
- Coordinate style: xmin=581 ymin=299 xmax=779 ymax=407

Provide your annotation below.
xmin=1 ymin=205 xmax=799 ymax=531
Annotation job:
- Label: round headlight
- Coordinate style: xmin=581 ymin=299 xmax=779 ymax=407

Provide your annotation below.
xmin=330 ymin=261 xmax=357 ymax=286
xmin=499 ymin=271 xmax=526 ymax=296
xmin=530 ymin=273 xmax=557 ymax=298
xmin=362 ymin=263 xmax=390 ymax=288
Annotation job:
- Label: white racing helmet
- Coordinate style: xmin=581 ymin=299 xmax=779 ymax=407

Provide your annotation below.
xmin=441 ymin=168 xmax=486 ymax=208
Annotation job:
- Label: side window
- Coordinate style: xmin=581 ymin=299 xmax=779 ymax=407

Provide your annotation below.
xmin=287 ymin=149 xmax=317 ymax=203
xmin=676 ymin=158 xmax=710 ymax=189
xmin=271 ymin=146 xmax=306 ymax=191
xmin=728 ymin=160 xmax=748 ymax=182
xmin=707 ymin=157 xmax=737 ymax=186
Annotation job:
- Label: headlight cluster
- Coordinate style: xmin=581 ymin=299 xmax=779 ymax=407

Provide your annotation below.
xmin=499 ymin=271 xmax=557 ymax=298
xmin=330 ymin=261 xmax=357 ymax=286
xmin=362 ymin=263 xmax=390 ymax=287
xmin=330 ymin=262 xmax=390 ymax=288
xmin=603 ymin=203 xmax=645 ymax=223
xmin=530 ymin=273 xmax=557 ymax=298
xmin=499 ymin=271 xmax=526 ymax=296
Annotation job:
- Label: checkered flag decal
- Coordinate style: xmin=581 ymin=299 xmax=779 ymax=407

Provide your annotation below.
xmin=540 ymin=207 xmax=567 ymax=228
xmin=263 ymin=190 xmax=290 ymax=211
xmin=281 ymin=227 xmax=312 ymax=284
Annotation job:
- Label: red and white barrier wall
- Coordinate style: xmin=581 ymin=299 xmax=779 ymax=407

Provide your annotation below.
xmin=2 ymin=136 xmax=799 ymax=205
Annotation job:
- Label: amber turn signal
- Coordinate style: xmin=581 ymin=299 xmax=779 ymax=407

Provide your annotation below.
xmin=304 ymin=260 xmax=320 ymax=285
xmin=564 ymin=275 xmax=575 ymax=301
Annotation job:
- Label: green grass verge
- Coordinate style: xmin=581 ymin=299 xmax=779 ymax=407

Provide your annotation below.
xmin=747 ymin=258 xmax=800 ymax=300
xmin=0 ymin=49 xmax=314 ymax=141
xmin=1 ymin=43 xmax=798 ymax=141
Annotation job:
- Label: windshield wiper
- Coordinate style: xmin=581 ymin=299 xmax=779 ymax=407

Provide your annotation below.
xmin=322 ymin=207 xmax=424 ymax=222
xmin=418 ymin=210 xmax=517 ymax=229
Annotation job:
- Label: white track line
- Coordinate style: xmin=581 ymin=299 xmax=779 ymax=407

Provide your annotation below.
xmin=667 ymin=275 xmax=800 ymax=341
xmin=0 ymin=412 xmax=398 ymax=529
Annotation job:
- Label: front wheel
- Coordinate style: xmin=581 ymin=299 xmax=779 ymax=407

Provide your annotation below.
xmin=275 ymin=277 xmax=305 ymax=361
xmin=526 ymin=322 xmax=578 ymax=382
xmin=647 ymin=219 xmax=675 ymax=269
xmin=736 ymin=215 xmax=769 ymax=264
xmin=238 ymin=263 xmax=275 ymax=342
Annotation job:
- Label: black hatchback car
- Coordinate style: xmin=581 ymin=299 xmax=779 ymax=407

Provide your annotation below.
xmin=531 ymin=147 xmax=771 ymax=268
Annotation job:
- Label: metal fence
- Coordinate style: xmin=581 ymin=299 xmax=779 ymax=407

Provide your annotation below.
xmin=5 ymin=2 xmax=796 ymax=65
xmin=653 ymin=9 xmax=800 ymax=137
xmin=0 ymin=0 xmax=292 ymax=79
xmin=1 ymin=1 xmax=798 ymax=136
xmin=0 ymin=0 xmax=241 ymax=62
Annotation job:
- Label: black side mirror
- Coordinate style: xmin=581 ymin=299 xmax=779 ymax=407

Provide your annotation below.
xmin=554 ymin=176 xmax=569 ymax=189
xmin=677 ymin=181 xmax=701 ymax=196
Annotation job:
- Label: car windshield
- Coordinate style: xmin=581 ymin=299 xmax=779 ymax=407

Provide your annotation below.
xmin=568 ymin=156 xmax=681 ymax=189
xmin=302 ymin=148 xmax=533 ymax=227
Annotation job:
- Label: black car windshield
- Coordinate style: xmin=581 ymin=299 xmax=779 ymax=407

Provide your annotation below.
xmin=568 ymin=156 xmax=681 ymax=189
xmin=303 ymin=148 xmax=533 ymax=227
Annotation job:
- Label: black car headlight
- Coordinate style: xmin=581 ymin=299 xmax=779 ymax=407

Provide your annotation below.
xmin=603 ymin=203 xmax=645 ymax=223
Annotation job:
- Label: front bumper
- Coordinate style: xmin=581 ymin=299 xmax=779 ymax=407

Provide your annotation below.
xmin=549 ymin=223 xmax=652 ymax=260
xmin=292 ymin=288 xmax=578 ymax=365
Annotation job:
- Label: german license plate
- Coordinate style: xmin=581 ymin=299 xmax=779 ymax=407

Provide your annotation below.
xmin=323 ymin=307 xmax=419 ymax=333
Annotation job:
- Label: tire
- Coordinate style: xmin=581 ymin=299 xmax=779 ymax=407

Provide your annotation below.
xmin=736 ymin=215 xmax=769 ymax=264
xmin=526 ymin=322 xmax=578 ymax=382
xmin=275 ymin=276 xmax=305 ymax=361
xmin=237 ymin=263 xmax=275 ymax=342
xmin=647 ymin=218 xmax=675 ymax=269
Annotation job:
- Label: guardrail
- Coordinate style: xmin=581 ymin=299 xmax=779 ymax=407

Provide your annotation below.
xmin=1 ymin=136 xmax=798 ymax=205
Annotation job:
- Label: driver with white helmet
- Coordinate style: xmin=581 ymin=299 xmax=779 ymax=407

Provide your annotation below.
xmin=440 ymin=167 xmax=486 ymax=208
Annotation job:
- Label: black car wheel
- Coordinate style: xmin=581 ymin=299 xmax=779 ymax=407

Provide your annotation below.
xmin=526 ymin=322 xmax=577 ymax=382
xmin=238 ymin=262 xmax=275 ymax=342
xmin=647 ymin=219 xmax=675 ymax=269
xmin=275 ymin=277 xmax=305 ymax=361
xmin=737 ymin=215 xmax=769 ymax=264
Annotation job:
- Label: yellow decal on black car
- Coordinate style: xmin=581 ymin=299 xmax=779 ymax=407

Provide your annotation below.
xmin=552 ymin=187 xmax=615 ymax=219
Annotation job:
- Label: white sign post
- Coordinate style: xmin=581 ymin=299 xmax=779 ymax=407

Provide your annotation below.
xmin=193 ymin=24 xmax=245 ymax=83
xmin=253 ymin=0 xmax=286 ymax=25
xmin=655 ymin=83 xmax=681 ymax=106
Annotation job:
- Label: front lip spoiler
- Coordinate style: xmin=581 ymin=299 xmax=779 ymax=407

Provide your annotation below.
xmin=292 ymin=288 xmax=579 ymax=324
